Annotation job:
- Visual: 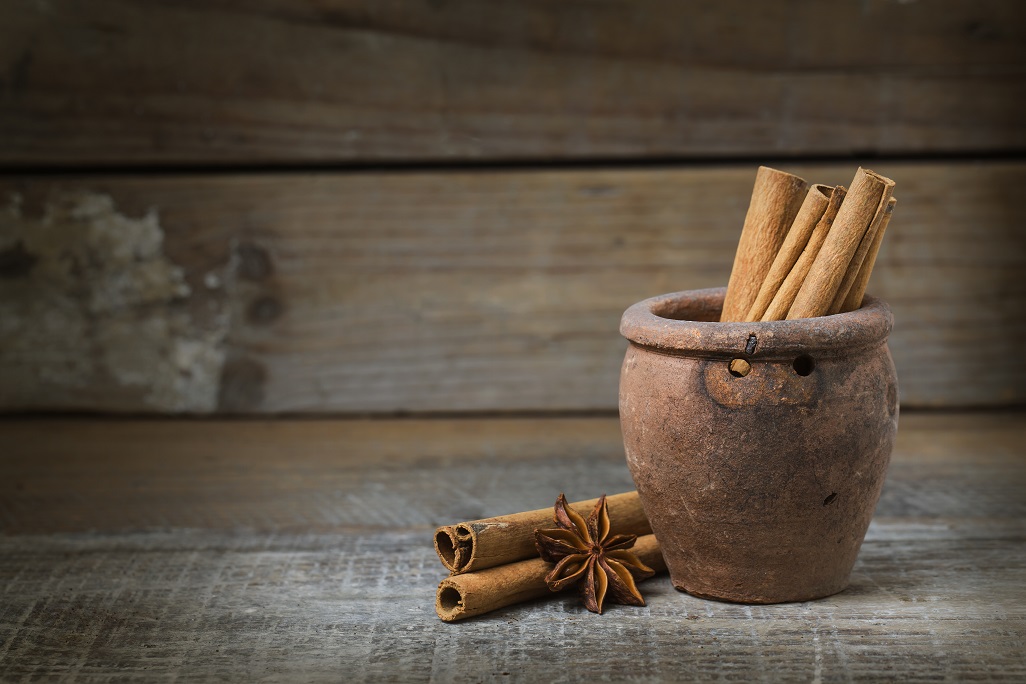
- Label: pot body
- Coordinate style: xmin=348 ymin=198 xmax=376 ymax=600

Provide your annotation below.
xmin=619 ymin=288 xmax=898 ymax=603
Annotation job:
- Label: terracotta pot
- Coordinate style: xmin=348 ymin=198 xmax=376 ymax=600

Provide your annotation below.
xmin=619 ymin=287 xmax=898 ymax=604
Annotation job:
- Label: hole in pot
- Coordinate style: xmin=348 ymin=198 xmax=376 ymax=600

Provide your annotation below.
xmin=728 ymin=359 xmax=751 ymax=377
xmin=823 ymin=492 xmax=838 ymax=506
xmin=793 ymin=354 xmax=815 ymax=376
xmin=438 ymin=586 xmax=464 ymax=611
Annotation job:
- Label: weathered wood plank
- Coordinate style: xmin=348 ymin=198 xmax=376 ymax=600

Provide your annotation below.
xmin=0 ymin=414 xmax=1023 ymax=681
xmin=0 ymin=527 xmax=1023 ymax=682
xmin=1 ymin=414 xmax=1023 ymax=534
xmin=1 ymin=0 xmax=1024 ymax=165
xmin=0 ymin=417 xmax=631 ymax=534
xmin=2 ymin=162 xmax=1024 ymax=414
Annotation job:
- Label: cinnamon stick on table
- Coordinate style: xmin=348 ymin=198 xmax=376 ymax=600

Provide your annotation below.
xmin=436 ymin=534 xmax=665 ymax=622
xmin=787 ymin=168 xmax=895 ymax=320
xmin=721 ymin=166 xmax=808 ymax=322
xmin=761 ymin=185 xmax=846 ymax=321
xmin=744 ymin=184 xmax=833 ymax=322
xmin=433 ymin=491 xmax=649 ymax=575
xmin=838 ymin=197 xmax=897 ymax=313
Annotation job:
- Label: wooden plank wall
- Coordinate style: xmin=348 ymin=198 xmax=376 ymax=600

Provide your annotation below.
xmin=3 ymin=0 xmax=1024 ymax=164
xmin=1 ymin=0 xmax=1025 ymax=414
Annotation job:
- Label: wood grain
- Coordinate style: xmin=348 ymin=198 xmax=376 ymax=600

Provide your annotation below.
xmin=0 ymin=414 xmax=1023 ymax=680
xmin=1 ymin=528 xmax=1023 ymax=681
xmin=2 ymin=413 xmax=1023 ymax=535
xmin=2 ymin=162 xmax=1024 ymax=414
xmin=0 ymin=417 xmax=631 ymax=534
xmin=1 ymin=0 xmax=1024 ymax=165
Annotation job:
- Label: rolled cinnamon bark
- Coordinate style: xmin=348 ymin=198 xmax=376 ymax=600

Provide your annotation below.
xmin=721 ymin=167 xmax=808 ymax=322
xmin=787 ymin=168 xmax=895 ymax=320
xmin=761 ymin=185 xmax=846 ymax=321
xmin=839 ymin=197 xmax=897 ymax=313
xmin=434 ymin=491 xmax=649 ymax=575
xmin=436 ymin=534 xmax=665 ymax=622
xmin=744 ymin=184 xmax=833 ymax=322
xmin=827 ymin=192 xmax=895 ymax=315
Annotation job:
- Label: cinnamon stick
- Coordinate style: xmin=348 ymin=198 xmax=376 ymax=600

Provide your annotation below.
xmin=435 ymin=534 xmax=665 ymax=622
xmin=827 ymin=192 xmax=894 ymax=315
xmin=761 ymin=185 xmax=846 ymax=321
xmin=720 ymin=166 xmax=809 ymax=322
xmin=838 ymin=197 xmax=897 ymax=313
xmin=744 ymin=184 xmax=833 ymax=322
xmin=786 ymin=168 xmax=895 ymax=320
xmin=434 ymin=491 xmax=649 ymax=575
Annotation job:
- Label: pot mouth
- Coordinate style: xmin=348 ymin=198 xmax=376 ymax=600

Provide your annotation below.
xmin=620 ymin=287 xmax=893 ymax=359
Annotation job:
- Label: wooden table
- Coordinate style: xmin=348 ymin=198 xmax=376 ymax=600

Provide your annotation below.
xmin=1 ymin=412 xmax=1024 ymax=681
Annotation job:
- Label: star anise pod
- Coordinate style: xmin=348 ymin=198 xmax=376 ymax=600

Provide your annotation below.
xmin=534 ymin=493 xmax=655 ymax=614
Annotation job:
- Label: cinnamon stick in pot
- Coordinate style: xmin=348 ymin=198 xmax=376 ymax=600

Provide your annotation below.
xmin=828 ymin=193 xmax=896 ymax=315
xmin=838 ymin=197 xmax=897 ymax=313
xmin=720 ymin=166 xmax=808 ymax=322
xmin=761 ymin=185 xmax=846 ymax=321
xmin=744 ymin=184 xmax=833 ymax=322
xmin=787 ymin=168 xmax=895 ymax=320
xmin=434 ymin=491 xmax=649 ymax=575
xmin=435 ymin=534 xmax=665 ymax=622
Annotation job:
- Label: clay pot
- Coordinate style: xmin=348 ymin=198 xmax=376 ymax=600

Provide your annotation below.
xmin=619 ymin=287 xmax=898 ymax=604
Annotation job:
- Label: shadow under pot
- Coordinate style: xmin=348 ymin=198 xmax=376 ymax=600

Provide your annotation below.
xmin=618 ymin=287 xmax=899 ymax=604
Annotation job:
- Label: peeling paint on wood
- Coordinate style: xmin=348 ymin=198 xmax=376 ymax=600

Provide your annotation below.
xmin=1 ymin=162 xmax=1023 ymax=414
xmin=0 ymin=190 xmax=229 ymax=412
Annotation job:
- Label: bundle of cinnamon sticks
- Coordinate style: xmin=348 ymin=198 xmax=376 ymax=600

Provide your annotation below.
xmin=432 ymin=492 xmax=662 ymax=622
xmin=720 ymin=166 xmax=896 ymax=322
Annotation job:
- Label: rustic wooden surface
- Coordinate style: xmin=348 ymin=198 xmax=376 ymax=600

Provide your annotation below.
xmin=2 ymin=0 xmax=1024 ymax=166
xmin=0 ymin=413 xmax=1024 ymax=681
xmin=2 ymin=162 xmax=1024 ymax=414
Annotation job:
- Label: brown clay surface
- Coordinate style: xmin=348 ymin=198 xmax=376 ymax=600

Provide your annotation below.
xmin=620 ymin=287 xmax=898 ymax=603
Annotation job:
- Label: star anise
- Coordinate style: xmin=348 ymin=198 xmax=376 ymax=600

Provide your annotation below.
xmin=534 ymin=493 xmax=655 ymax=614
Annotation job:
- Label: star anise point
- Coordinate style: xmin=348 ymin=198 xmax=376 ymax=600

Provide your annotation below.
xmin=533 ymin=493 xmax=652 ymax=614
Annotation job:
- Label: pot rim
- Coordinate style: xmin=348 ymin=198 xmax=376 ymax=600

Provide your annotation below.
xmin=620 ymin=287 xmax=893 ymax=359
